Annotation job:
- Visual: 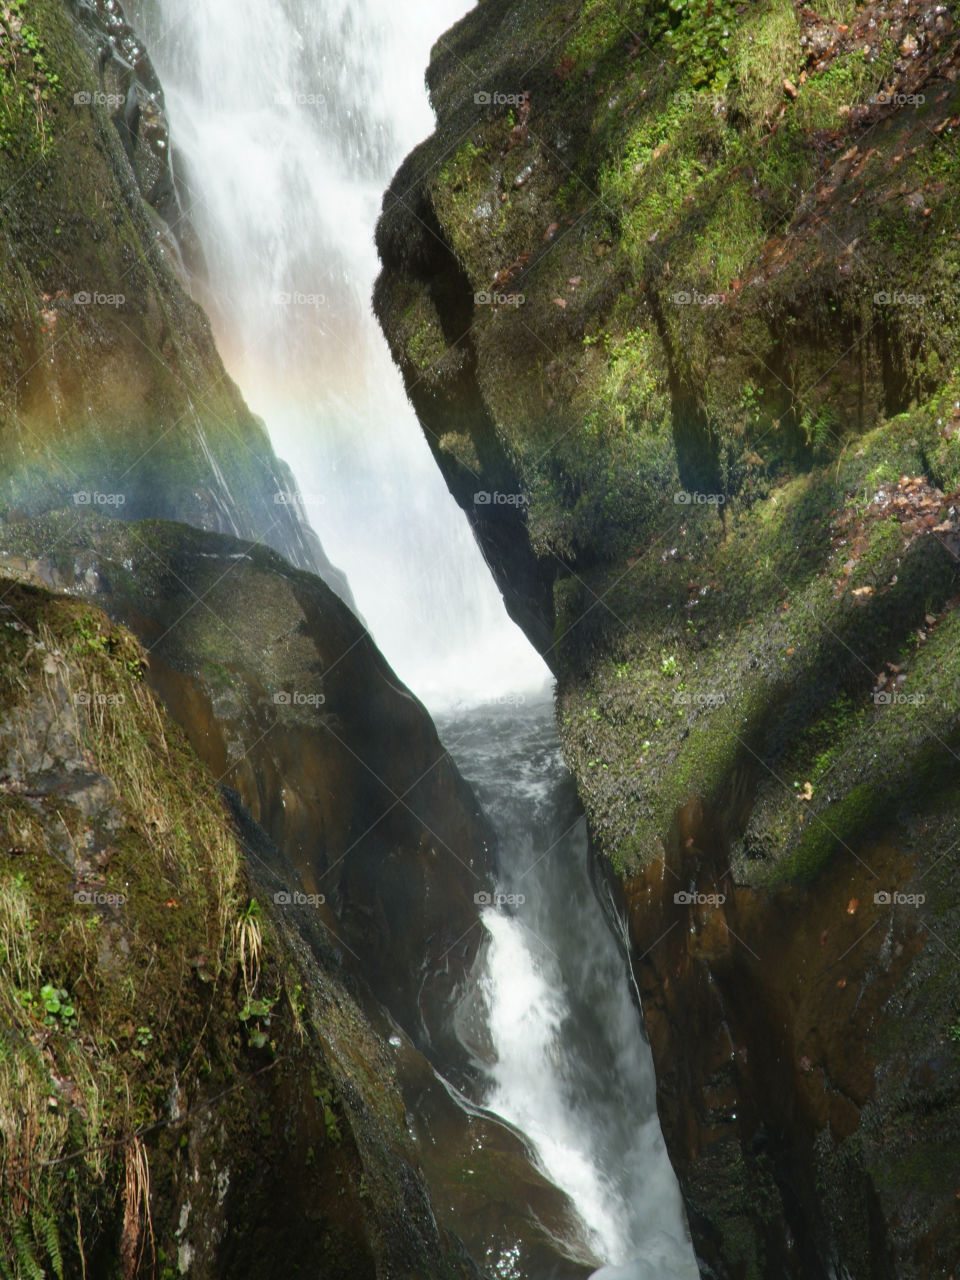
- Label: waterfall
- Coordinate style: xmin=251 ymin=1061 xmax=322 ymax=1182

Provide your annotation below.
xmin=441 ymin=698 xmax=699 ymax=1279
xmin=124 ymin=0 xmax=547 ymax=711
xmin=124 ymin=0 xmax=700 ymax=1275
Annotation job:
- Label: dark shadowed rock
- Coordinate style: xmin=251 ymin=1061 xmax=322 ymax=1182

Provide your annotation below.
xmin=0 ymin=511 xmax=493 ymax=1073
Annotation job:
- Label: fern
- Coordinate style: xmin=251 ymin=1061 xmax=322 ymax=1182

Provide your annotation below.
xmin=10 ymin=1217 xmax=44 ymax=1280
xmin=31 ymin=1211 xmax=62 ymax=1280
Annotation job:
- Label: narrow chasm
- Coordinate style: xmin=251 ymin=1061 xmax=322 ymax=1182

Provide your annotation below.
xmin=2 ymin=2 xmax=959 ymax=1279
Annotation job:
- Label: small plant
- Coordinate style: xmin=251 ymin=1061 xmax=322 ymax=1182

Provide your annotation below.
xmin=238 ymin=994 xmax=277 ymax=1050
xmin=311 ymin=1074 xmax=342 ymax=1144
xmin=660 ymin=654 xmax=678 ymax=677
xmin=234 ymin=899 xmax=263 ymax=997
xmin=948 ymin=1020 xmax=960 ymax=1043
xmin=19 ymin=983 xmax=79 ymax=1031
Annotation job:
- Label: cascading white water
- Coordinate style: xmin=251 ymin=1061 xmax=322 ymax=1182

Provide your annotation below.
xmin=441 ymin=699 xmax=699 ymax=1279
xmin=124 ymin=1 xmax=699 ymax=1275
xmin=126 ymin=0 xmax=547 ymax=710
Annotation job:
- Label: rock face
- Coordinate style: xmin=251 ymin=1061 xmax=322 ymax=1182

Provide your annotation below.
xmin=0 ymin=0 xmax=349 ymax=600
xmin=0 ymin=572 xmax=592 ymax=1279
xmin=0 ymin=6 xmax=603 ymax=1276
xmin=375 ymin=1 xmax=960 ymax=1274
xmin=0 ymin=579 xmax=480 ymax=1279
xmin=0 ymin=512 xmax=493 ymax=1073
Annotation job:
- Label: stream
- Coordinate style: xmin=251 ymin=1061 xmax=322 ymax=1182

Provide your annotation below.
xmin=126 ymin=0 xmax=700 ymax=1273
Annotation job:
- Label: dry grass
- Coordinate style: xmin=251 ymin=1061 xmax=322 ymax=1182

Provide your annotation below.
xmin=120 ymin=1137 xmax=154 ymax=1280
xmin=0 ymin=592 xmax=254 ymax=1275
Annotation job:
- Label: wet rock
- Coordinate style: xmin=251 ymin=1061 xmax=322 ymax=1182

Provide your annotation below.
xmin=0 ymin=512 xmax=493 ymax=1075
xmin=374 ymin=0 xmax=960 ymax=1272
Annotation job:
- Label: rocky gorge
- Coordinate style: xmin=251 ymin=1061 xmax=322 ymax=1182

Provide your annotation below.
xmin=1 ymin=0 xmax=959 ymax=1277
xmin=374 ymin=0 xmax=960 ymax=1275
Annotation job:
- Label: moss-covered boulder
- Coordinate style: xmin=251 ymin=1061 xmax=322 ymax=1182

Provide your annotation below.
xmin=0 ymin=578 xmax=485 ymax=1279
xmin=375 ymin=0 xmax=960 ymax=1273
xmin=0 ymin=510 xmax=494 ymax=1075
xmin=0 ymin=0 xmax=347 ymax=598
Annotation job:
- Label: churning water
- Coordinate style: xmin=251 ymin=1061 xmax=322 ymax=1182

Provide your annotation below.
xmin=440 ymin=696 xmax=698 ymax=1278
xmin=126 ymin=0 xmax=698 ymax=1273
xmin=126 ymin=0 xmax=547 ymax=709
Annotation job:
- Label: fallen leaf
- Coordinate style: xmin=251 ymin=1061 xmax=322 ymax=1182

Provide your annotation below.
xmin=552 ymin=297 xmax=567 ymax=308
xmin=846 ymin=898 xmax=858 ymax=915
